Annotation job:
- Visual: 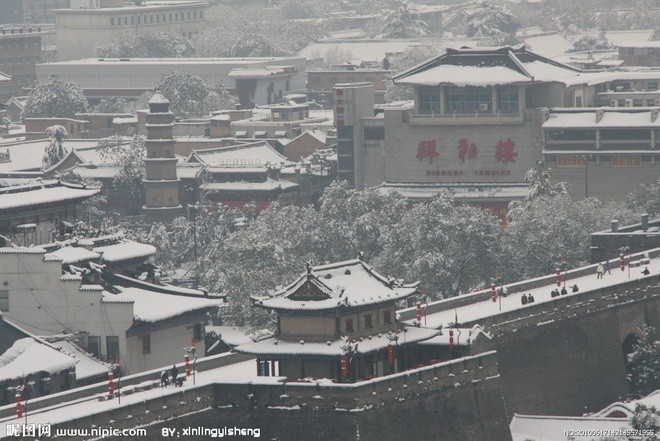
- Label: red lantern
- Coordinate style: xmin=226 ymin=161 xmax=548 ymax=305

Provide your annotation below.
xmin=416 ymin=302 xmax=422 ymax=321
xmin=491 ymin=283 xmax=497 ymax=302
xmin=107 ymin=371 xmax=114 ymax=399
xmin=15 ymin=393 xmax=22 ymax=418
xmin=449 ymin=329 xmax=454 ymax=350
xmin=620 ymin=254 xmax=625 ymax=271
xmin=387 ymin=344 xmax=394 ymax=365
xmin=185 ymin=354 xmax=191 ymax=377
xmin=555 ymin=268 xmax=561 ymax=287
xmin=340 ymin=353 xmax=348 ymax=376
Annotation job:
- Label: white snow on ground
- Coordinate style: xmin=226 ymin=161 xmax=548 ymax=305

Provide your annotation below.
xmin=0 ymin=358 xmax=279 ymax=437
xmin=410 ymin=256 xmax=660 ymax=330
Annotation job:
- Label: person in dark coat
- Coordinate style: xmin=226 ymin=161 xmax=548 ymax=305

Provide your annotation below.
xmin=603 ymin=260 xmax=612 ymax=275
xmin=170 ymin=365 xmax=178 ymax=386
xmin=560 ymin=286 xmax=568 ymax=295
xmin=521 ymin=294 xmax=528 ymax=305
xmin=642 ymin=267 xmax=650 ymax=275
xmin=528 ymin=293 xmax=535 ymax=303
xmin=160 ymin=370 xmax=169 ymax=387
xmin=572 ymin=284 xmax=579 ymax=293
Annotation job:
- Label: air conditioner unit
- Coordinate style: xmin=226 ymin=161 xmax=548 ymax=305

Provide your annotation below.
xmin=625 ymin=99 xmax=633 ymax=107
xmin=479 ymin=103 xmax=489 ymax=111
xmin=654 ymin=99 xmax=660 ymax=107
xmin=610 ymin=100 xmax=618 ymax=107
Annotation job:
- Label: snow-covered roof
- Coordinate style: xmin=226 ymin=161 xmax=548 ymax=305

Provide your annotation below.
xmin=619 ymin=40 xmax=660 ymax=49
xmin=0 ymin=338 xmax=76 ymax=382
xmin=44 ymin=338 xmax=111 ymax=380
xmin=228 ymin=66 xmax=296 ymax=79
xmin=394 ymin=45 xmax=581 ymax=87
xmin=0 ymin=72 xmax=11 ymax=82
xmin=253 ymin=259 xmax=419 ymax=312
xmin=292 ymin=129 xmax=327 ymax=145
xmin=235 ymin=326 xmax=438 ymax=357
xmin=510 ymin=414 xmax=631 ymax=441
xmin=200 ymin=180 xmax=298 ymax=192
xmin=206 ymin=326 xmax=261 ymax=347
xmin=543 ymin=109 xmax=660 ymax=129
xmin=44 ymin=246 xmax=100 ymax=264
xmin=417 ymin=326 xmax=489 ymax=348
xmin=562 ymin=69 xmax=660 ymax=87
xmin=595 ymin=389 xmax=660 ymax=418
xmin=101 ymin=287 xmax=222 ymax=323
xmin=188 ymin=141 xmax=291 ymax=168
xmin=0 ymin=180 xmax=100 ymax=211
xmin=148 ymin=93 xmax=169 ymax=105
xmin=92 ymin=241 xmax=156 ymax=263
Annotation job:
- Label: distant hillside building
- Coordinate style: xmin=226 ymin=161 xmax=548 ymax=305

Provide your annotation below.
xmin=619 ymin=41 xmax=660 ymax=67
xmin=54 ymin=1 xmax=208 ymax=61
xmin=306 ymin=67 xmax=391 ymax=107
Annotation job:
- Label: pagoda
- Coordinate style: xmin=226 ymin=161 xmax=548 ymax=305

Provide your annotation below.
xmin=142 ymin=93 xmax=182 ymax=222
xmin=234 ymin=258 xmax=438 ymax=382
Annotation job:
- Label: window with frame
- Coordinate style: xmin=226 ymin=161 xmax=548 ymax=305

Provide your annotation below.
xmin=0 ymin=289 xmax=8 ymax=312
xmin=446 ymin=86 xmax=492 ymax=113
xmin=383 ymin=310 xmax=392 ymax=325
xmin=344 ymin=318 xmax=354 ymax=333
xmin=106 ymin=336 xmax=119 ymax=363
xmin=418 ymin=87 xmax=439 ymax=114
xmin=110 ymin=17 xmax=114 ymax=26
xmin=194 ymin=323 xmax=203 ymax=342
xmin=364 ymin=314 xmax=373 ymax=329
xmin=142 ymin=334 xmax=151 ymax=354
xmin=88 ymin=336 xmax=101 ymax=358
xmin=647 ymin=81 xmax=658 ymax=91
xmin=498 ymin=87 xmax=519 ymax=113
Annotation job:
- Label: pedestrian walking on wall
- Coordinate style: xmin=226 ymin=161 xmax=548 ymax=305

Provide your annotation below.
xmin=560 ymin=286 xmax=568 ymax=296
xmin=528 ymin=293 xmax=535 ymax=303
xmin=572 ymin=284 xmax=579 ymax=293
xmin=603 ymin=260 xmax=612 ymax=275
xmin=642 ymin=267 xmax=650 ymax=276
xmin=596 ymin=263 xmax=604 ymax=279
xmin=160 ymin=370 xmax=169 ymax=387
xmin=521 ymin=294 xmax=528 ymax=305
xmin=170 ymin=365 xmax=178 ymax=386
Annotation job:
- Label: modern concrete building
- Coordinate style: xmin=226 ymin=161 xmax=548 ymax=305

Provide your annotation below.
xmin=229 ymin=65 xmax=298 ymax=108
xmin=36 ymin=56 xmax=307 ymax=102
xmin=619 ymin=41 xmax=660 ymax=67
xmin=54 ymin=1 xmax=207 ymax=61
xmin=306 ymin=67 xmax=391 ymax=108
xmin=0 ymin=25 xmax=43 ymax=101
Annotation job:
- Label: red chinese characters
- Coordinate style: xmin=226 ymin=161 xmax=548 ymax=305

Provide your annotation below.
xmin=417 ymin=139 xmax=439 ymax=164
xmin=495 ymin=139 xmax=517 ymax=163
xmin=457 ymin=138 xmax=478 ymax=163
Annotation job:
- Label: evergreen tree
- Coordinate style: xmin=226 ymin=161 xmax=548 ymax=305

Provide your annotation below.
xmin=378 ymin=1 xmax=430 ymax=38
xmin=466 ymin=2 xmax=520 ymax=43
xmin=627 ymin=325 xmax=660 ymax=397
xmin=43 ymin=125 xmax=68 ymax=170
xmin=154 ymin=72 xmax=237 ymax=118
xmin=630 ymin=404 xmax=659 ymax=441
xmin=230 ymin=34 xmax=283 ymax=57
xmin=23 ymin=75 xmax=89 ymax=119
xmin=626 ymin=183 xmax=660 ymax=217
xmin=95 ymin=32 xmax=196 ymax=58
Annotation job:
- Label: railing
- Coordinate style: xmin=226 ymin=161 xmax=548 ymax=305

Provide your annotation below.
xmin=410 ymin=111 xmax=524 ymax=125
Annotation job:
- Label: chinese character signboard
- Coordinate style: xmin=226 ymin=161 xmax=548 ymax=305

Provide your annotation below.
xmin=334 ymin=88 xmax=345 ymax=129
xmin=611 ymin=155 xmax=641 ymax=168
xmin=417 ymin=139 xmax=439 ymax=164
xmin=495 ymin=139 xmax=517 ymax=163
xmin=556 ymin=155 xmax=586 ymax=168
xmin=457 ymin=138 xmax=478 ymax=163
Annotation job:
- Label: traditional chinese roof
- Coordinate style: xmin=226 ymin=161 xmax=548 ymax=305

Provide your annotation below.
xmin=187 ymin=141 xmax=292 ymax=169
xmin=394 ymin=45 xmax=581 ymax=87
xmin=543 ymin=108 xmax=660 ymax=129
xmin=252 ymin=259 xmax=419 ymax=312
xmin=234 ymin=326 xmax=438 ymax=358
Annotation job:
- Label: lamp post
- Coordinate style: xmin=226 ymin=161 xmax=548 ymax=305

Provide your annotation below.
xmin=581 ymin=154 xmax=590 ymax=198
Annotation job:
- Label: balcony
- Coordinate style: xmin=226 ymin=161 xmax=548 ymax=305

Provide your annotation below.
xmin=410 ymin=110 xmax=525 ymax=125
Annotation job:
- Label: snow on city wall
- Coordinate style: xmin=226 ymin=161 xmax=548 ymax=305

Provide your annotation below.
xmin=398 ymin=246 xmax=660 ymax=322
xmin=494 ymin=281 xmax=660 ymax=417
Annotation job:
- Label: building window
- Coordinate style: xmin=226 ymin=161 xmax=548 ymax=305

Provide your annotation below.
xmin=0 ymin=290 xmax=8 ymax=312
xmin=162 ymin=14 xmax=165 ymax=21
xmin=124 ymin=16 xmax=127 ymax=25
xmin=188 ymin=11 xmax=191 ymax=19
xmin=193 ymin=323 xmax=203 ymax=342
xmin=199 ymin=10 xmax=203 ymax=19
xmin=156 ymin=14 xmax=159 ymax=22
xmin=169 ymin=13 xmax=172 ymax=21
xmin=88 ymin=336 xmax=101 ymax=357
xmin=106 ymin=336 xmax=119 ymax=363
xmin=285 ymin=79 xmax=290 ymax=91
xmin=446 ymin=86 xmax=492 ymax=113
xmin=142 ymin=334 xmax=151 ymax=354
xmin=364 ymin=126 xmax=384 ymax=140
xmin=418 ymin=87 xmax=439 ymax=114
xmin=130 ymin=16 xmax=134 ymax=25
xmin=364 ymin=314 xmax=373 ymax=329
xmin=150 ymin=15 xmax=153 ymax=23
xmin=647 ymin=82 xmax=658 ymax=91
xmin=498 ymin=87 xmax=519 ymax=113
xmin=193 ymin=10 xmax=197 ymax=19
xmin=345 ymin=318 xmax=354 ymax=333
xmin=383 ymin=310 xmax=392 ymax=325
xmin=110 ymin=17 xmax=114 ymax=26
xmin=137 ymin=16 xmax=140 ymax=24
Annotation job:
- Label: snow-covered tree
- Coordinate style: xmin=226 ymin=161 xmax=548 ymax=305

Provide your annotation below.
xmin=147 ymin=223 xmax=173 ymax=267
xmin=524 ymin=161 xmax=569 ymax=201
xmin=95 ymin=32 xmax=196 ymax=58
xmin=466 ymin=2 xmax=520 ymax=43
xmin=230 ymin=34 xmax=283 ymax=57
xmin=384 ymin=45 xmax=439 ymax=102
xmin=568 ymin=32 xmax=613 ymax=52
xmin=23 ymin=75 xmax=89 ymax=119
xmin=43 ymin=125 xmax=68 ymax=170
xmin=502 ymin=195 xmax=635 ymax=281
xmin=100 ymin=135 xmax=145 ymax=215
xmin=203 ymin=85 xmax=239 ymax=114
xmin=627 ymin=325 xmax=660 ymax=397
xmin=378 ymin=1 xmax=430 ymax=38
xmin=622 ymin=0 xmax=656 ymax=30
xmin=279 ymin=0 xmax=324 ymax=19
xmin=58 ymin=170 xmax=108 ymax=227
xmin=630 ymin=403 xmax=660 ymax=441
xmin=155 ymin=72 xmax=219 ymax=118
xmin=626 ymin=183 xmax=660 ymax=217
